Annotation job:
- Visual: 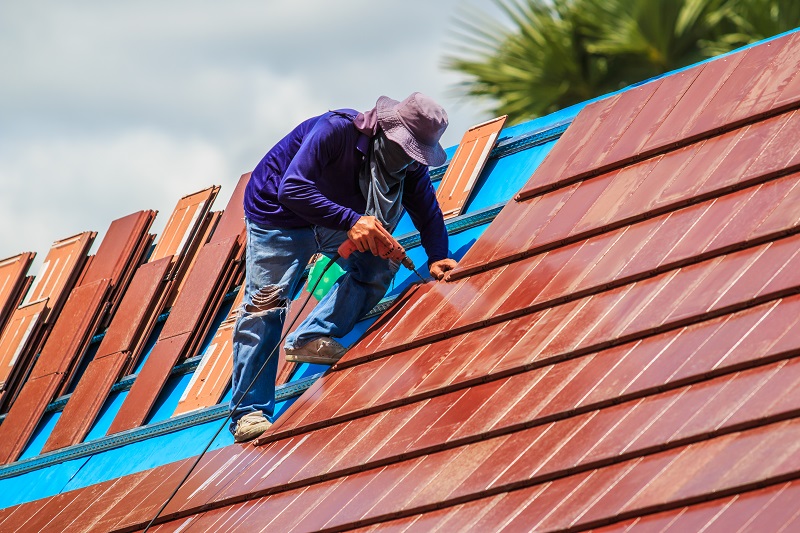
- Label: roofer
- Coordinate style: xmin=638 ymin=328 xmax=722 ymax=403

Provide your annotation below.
xmin=230 ymin=93 xmax=458 ymax=442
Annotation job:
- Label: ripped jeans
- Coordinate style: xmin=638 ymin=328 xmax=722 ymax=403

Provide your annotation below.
xmin=229 ymin=218 xmax=399 ymax=430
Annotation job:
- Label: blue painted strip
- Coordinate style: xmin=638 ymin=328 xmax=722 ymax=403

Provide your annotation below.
xmin=0 ymin=371 xmax=325 ymax=480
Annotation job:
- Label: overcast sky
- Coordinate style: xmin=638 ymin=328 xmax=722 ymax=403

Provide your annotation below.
xmin=0 ymin=1 xmax=503 ymax=269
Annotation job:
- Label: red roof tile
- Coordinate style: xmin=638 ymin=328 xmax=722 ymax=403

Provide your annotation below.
xmin=4 ymin=32 xmax=800 ymax=532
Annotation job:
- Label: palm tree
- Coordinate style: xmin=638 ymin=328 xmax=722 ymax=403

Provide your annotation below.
xmin=713 ymin=0 xmax=800 ymax=51
xmin=444 ymin=0 xmax=606 ymax=120
xmin=444 ymin=0 xmax=798 ymax=123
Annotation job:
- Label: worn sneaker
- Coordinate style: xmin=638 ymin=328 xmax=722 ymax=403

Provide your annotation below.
xmin=233 ymin=411 xmax=272 ymax=443
xmin=285 ymin=337 xmax=347 ymax=365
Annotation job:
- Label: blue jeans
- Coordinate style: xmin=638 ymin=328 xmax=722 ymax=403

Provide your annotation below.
xmin=229 ymin=218 xmax=398 ymax=431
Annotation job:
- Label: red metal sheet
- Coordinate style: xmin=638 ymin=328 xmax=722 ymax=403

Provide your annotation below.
xmin=41 ymin=351 xmax=129 ymax=453
xmin=173 ymin=289 xmax=243 ymax=415
xmin=594 ymin=482 xmax=799 ymax=532
xmin=29 ymin=279 xmax=111 ymax=380
xmin=79 ymin=210 xmax=155 ymax=286
xmin=564 ymin=80 xmax=661 ymax=180
xmin=515 ymin=40 xmax=791 ymax=199
xmin=107 ymin=332 xmax=192 ymax=434
xmin=164 ymin=209 xmax=222 ymax=309
xmin=745 ymin=109 xmax=800 ymax=178
xmin=517 ymin=93 xmax=623 ymax=198
xmin=209 ymin=173 xmax=249 ymax=246
xmin=603 ymin=66 xmax=706 ymax=163
xmin=91 ymin=459 xmax=193 ymax=532
xmin=457 ymin=109 xmax=799 ymax=281
xmin=0 ymin=252 xmax=34 ymax=335
xmin=688 ymin=34 xmax=798 ymax=140
xmin=158 ymin=237 xmax=238 ymax=341
xmin=94 ymin=256 xmax=173 ymax=360
xmin=39 ymin=259 xmax=173 ymax=451
xmin=0 ymin=299 xmax=48 ymax=392
xmin=154 ymin=445 xmax=252 ymax=516
xmin=22 ymin=231 xmax=95 ymax=311
xmin=149 ymin=186 xmax=219 ymax=263
xmin=437 ymin=115 xmax=507 ymax=219
xmin=0 ymin=373 xmax=61 ymax=463
xmin=311 ymin=281 xmax=797 ymax=438
xmin=735 ymin=34 xmax=800 ymax=116
xmin=0 ymin=499 xmax=48 ymax=532
xmin=642 ymin=51 xmax=747 ymax=153
xmin=8 ymin=488 xmax=82 ymax=532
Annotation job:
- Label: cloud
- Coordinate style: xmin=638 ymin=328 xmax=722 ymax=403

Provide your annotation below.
xmin=0 ymin=131 xmax=232 ymax=261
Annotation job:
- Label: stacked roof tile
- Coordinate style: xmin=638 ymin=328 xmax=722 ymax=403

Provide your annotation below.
xmin=1 ymin=30 xmax=799 ymax=531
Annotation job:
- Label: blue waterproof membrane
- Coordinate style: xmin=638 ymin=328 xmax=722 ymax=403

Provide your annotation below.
xmin=85 ymin=389 xmax=129 ymax=441
xmin=0 ymin=415 xmax=233 ymax=508
xmin=65 ymin=342 xmax=101 ymax=395
xmin=0 ymin=456 xmax=90 ymax=508
xmin=133 ymin=319 xmax=166 ymax=374
xmin=19 ymin=411 xmax=61 ymax=460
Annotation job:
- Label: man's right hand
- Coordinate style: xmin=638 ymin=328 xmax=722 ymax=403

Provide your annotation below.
xmin=347 ymin=216 xmax=394 ymax=256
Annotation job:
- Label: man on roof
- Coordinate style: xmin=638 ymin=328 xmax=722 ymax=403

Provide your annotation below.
xmin=230 ymin=92 xmax=458 ymax=442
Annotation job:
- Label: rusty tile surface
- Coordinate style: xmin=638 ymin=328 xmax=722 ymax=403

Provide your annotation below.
xmin=94 ymin=256 xmax=172 ymax=360
xmin=0 ymin=373 xmax=61 ymax=463
xmin=41 ymin=351 xmax=129 ymax=452
xmin=173 ymin=289 xmax=243 ymax=415
xmin=39 ymin=258 xmax=173 ymax=451
xmin=22 ymin=231 xmax=95 ymax=310
xmin=0 ymin=252 xmax=34 ymax=334
xmin=437 ymin=115 xmax=507 ymax=219
xmin=78 ymin=210 xmax=155 ymax=286
xmin=107 ymin=332 xmax=193 ymax=434
xmin=106 ymin=238 xmax=238 ymax=432
xmin=0 ymin=299 xmax=48 ymax=392
xmin=158 ymin=237 xmax=238 ymax=340
xmin=149 ymin=186 xmax=219 ymax=263
xmin=29 ymin=279 xmax=111 ymax=380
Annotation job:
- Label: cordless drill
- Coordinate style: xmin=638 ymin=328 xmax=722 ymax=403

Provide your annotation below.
xmin=338 ymin=236 xmax=427 ymax=283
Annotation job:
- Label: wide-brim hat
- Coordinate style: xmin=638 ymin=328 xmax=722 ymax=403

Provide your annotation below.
xmin=376 ymin=92 xmax=448 ymax=167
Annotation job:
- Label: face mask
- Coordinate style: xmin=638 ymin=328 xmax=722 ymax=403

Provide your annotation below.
xmin=378 ymin=135 xmax=418 ymax=175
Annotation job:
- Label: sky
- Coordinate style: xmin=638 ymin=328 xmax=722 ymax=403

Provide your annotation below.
xmin=0 ymin=0 xmax=504 ymax=270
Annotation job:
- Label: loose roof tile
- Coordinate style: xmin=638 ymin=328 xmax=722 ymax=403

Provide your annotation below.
xmin=437 ymin=115 xmax=507 ymax=219
xmin=173 ymin=289 xmax=243 ymax=416
xmin=42 ymin=257 xmax=173 ymax=452
xmin=0 ymin=253 xmax=35 ymax=337
xmin=0 ymin=278 xmax=111 ymax=464
xmin=148 ymin=187 xmax=219 ymax=264
xmin=108 ymin=237 xmax=239 ymax=433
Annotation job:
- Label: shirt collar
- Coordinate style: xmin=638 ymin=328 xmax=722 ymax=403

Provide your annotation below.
xmin=356 ymin=133 xmax=369 ymax=155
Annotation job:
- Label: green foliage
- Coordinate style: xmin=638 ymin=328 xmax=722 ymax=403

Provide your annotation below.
xmin=444 ymin=0 xmax=800 ymax=123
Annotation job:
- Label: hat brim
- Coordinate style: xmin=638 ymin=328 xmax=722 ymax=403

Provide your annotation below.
xmin=375 ymin=96 xmax=447 ymax=167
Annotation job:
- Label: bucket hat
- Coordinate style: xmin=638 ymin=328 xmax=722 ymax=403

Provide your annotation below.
xmin=375 ymin=92 xmax=448 ymax=167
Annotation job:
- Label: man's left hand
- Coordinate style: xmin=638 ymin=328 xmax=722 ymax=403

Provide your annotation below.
xmin=429 ymin=258 xmax=458 ymax=281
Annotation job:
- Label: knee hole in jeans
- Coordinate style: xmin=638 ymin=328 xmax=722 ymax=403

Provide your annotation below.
xmin=244 ymin=284 xmax=288 ymax=315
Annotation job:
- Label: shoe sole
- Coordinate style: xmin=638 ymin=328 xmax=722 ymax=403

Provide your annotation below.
xmin=285 ymin=353 xmax=341 ymax=365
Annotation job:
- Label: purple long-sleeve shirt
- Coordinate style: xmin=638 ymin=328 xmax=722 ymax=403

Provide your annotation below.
xmin=244 ymin=109 xmax=449 ymax=263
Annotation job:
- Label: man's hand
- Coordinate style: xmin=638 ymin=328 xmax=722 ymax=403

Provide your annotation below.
xmin=347 ymin=216 xmax=394 ymax=256
xmin=429 ymin=258 xmax=457 ymax=281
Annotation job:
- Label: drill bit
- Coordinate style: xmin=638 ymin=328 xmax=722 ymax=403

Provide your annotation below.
xmin=401 ymin=256 xmax=427 ymax=283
